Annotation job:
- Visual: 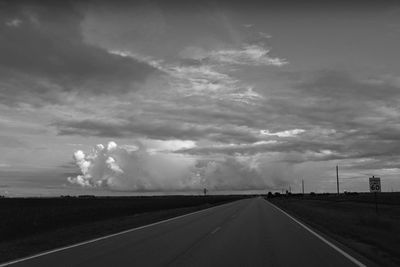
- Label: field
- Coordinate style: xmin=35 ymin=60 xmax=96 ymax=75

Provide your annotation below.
xmin=268 ymin=192 xmax=400 ymax=267
xmin=0 ymin=195 xmax=248 ymax=263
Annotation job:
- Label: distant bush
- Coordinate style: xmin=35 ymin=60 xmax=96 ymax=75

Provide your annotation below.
xmin=78 ymin=195 xmax=96 ymax=198
xmin=344 ymin=191 xmax=359 ymax=195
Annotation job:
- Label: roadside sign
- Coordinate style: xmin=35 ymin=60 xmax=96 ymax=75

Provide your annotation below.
xmin=369 ymin=176 xmax=381 ymax=192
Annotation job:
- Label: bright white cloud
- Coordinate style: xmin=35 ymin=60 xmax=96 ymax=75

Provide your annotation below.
xmin=144 ymin=139 xmax=196 ymax=153
xmin=108 ymin=50 xmax=164 ymax=70
xmin=260 ymin=129 xmax=305 ymax=137
xmin=107 ymin=141 xmax=118 ymax=151
xmin=208 ymin=45 xmax=287 ymax=66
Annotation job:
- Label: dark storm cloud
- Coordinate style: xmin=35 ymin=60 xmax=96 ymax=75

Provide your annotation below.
xmin=258 ymin=70 xmax=400 ymax=135
xmin=0 ymin=1 xmax=158 ymax=105
xmin=53 ymin=118 xmax=261 ymax=143
xmin=295 ymin=70 xmax=400 ymax=101
xmin=111 ymin=0 xmax=399 ymax=10
xmin=346 ymin=156 xmax=400 ymax=171
xmin=242 ymin=70 xmax=400 ymax=166
xmin=176 ymin=139 xmax=343 ymax=156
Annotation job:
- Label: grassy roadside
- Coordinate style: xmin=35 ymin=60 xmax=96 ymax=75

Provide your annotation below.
xmin=0 ymin=195 xmax=246 ymax=264
xmin=268 ymin=194 xmax=400 ymax=267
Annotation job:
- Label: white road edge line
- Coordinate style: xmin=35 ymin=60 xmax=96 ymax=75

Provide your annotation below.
xmin=0 ymin=200 xmax=241 ymax=267
xmin=265 ymin=200 xmax=366 ymax=267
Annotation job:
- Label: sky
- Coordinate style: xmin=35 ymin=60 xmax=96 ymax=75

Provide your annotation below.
xmin=1 ymin=0 xmax=400 ymax=196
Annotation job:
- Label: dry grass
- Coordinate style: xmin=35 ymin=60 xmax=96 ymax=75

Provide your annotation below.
xmin=269 ymin=193 xmax=400 ymax=267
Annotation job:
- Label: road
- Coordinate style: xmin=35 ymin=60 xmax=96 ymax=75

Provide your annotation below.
xmin=3 ymin=197 xmax=366 ymax=267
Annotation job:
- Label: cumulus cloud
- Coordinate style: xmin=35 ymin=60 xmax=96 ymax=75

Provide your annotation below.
xmin=68 ymin=141 xmax=195 ymax=190
xmin=68 ymin=141 xmax=287 ymax=191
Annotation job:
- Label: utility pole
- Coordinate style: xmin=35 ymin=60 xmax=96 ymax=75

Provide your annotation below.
xmin=302 ymin=179 xmax=304 ymax=194
xmin=336 ymin=165 xmax=340 ymax=195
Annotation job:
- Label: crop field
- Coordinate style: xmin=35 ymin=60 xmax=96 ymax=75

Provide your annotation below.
xmin=0 ymin=195 xmax=248 ymax=263
xmin=268 ymin=192 xmax=400 ymax=267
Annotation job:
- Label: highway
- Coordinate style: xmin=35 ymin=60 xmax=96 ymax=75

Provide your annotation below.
xmin=3 ymin=197 xmax=366 ymax=267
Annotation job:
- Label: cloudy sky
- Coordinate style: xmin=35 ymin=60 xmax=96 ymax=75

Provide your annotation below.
xmin=1 ymin=0 xmax=400 ymax=196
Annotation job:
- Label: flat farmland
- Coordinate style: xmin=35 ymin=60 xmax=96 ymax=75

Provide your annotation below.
xmin=0 ymin=195 xmax=248 ymax=263
xmin=268 ymin=193 xmax=400 ymax=267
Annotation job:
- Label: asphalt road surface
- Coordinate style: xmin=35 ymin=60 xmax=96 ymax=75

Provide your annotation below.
xmin=3 ymin=197 xmax=367 ymax=267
